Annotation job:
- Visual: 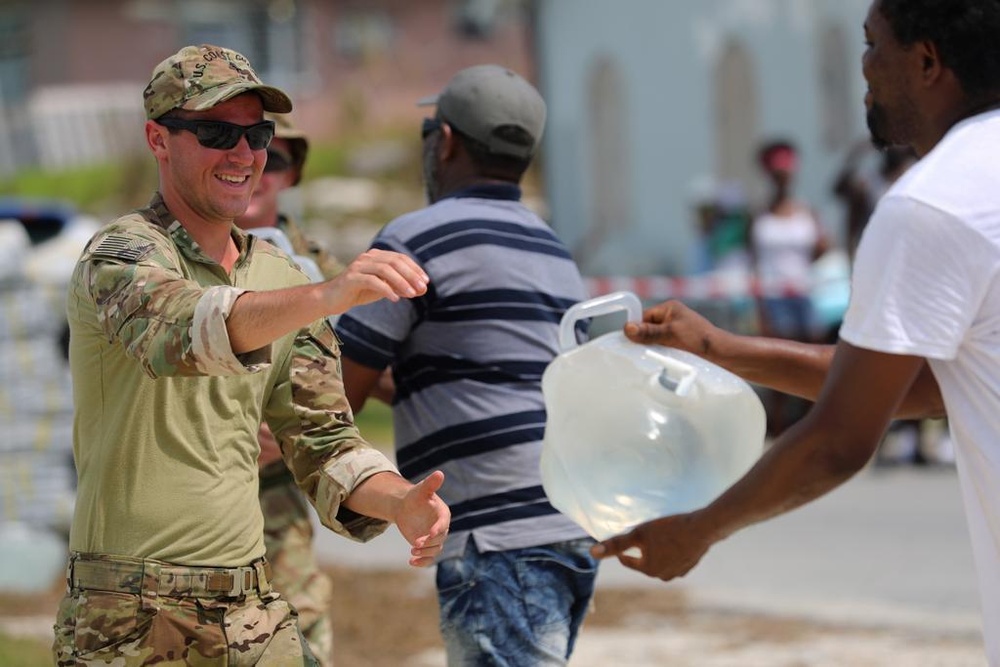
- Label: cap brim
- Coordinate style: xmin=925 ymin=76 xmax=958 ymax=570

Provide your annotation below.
xmin=186 ymin=82 xmax=293 ymax=114
xmin=416 ymin=93 xmax=440 ymax=107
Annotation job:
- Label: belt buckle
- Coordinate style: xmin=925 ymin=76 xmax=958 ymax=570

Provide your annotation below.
xmin=227 ymin=566 xmax=255 ymax=597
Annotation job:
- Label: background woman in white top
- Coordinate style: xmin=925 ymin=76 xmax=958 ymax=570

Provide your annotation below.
xmin=750 ymin=139 xmax=829 ymax=434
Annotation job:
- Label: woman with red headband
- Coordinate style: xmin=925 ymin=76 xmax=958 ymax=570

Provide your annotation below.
xmin=750 ymin=138 xmax=830 ymax=436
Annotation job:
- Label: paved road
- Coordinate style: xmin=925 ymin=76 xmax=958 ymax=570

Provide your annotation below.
xmin=314 ymin=464 xmax=981 ymax=635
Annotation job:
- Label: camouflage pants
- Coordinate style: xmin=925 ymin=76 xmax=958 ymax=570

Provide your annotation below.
xmin=261 ymin=477 xmax=335 ymax=666
xmin=53 ymin=554 xmax=317 ymax=666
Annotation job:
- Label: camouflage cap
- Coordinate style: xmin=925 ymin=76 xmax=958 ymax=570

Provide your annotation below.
xmin=265 ymin=112 xmax=309 ymax=185
xmin=143 ymin=44 xmax=293 ymax=120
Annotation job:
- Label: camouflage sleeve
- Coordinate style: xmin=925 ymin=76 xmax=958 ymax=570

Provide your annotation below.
xmin=265 ymin=317 xmax=396 ymax=542
xmin=79 ymin=226 xmax=270 ymax=378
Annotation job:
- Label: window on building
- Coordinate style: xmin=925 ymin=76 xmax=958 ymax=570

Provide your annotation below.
xmin=332 ymin=10 xmax=394 ymax=63
xmin=0 ymin=7 xmax=30 ymax=106
xmin=817 ymin=20 xmax=854 ymax=150
xmin=454 ymin=0 xmax=528 ymax=40
xmin=577 ymin=54 xmax=631 ymax=269
xmin=171 ymin=0 xmax=307 ymax=90
xmin=714 ymin=39 xmax=758 ymax=192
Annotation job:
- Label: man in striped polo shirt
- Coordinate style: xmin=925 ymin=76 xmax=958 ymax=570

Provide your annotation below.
xmin=337 ymin=65 xmax=597 ymax=666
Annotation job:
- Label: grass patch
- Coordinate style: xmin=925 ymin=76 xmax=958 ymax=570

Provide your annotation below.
xmin=354 ymin=400 xmax=395 ymax=456
xmin=0 ymin=163 xmax=126 ymax=213
xmin=301 ymin=143 xmax=351 ymax=181
xmin=0 ymin=632 xmax=51 ymax=666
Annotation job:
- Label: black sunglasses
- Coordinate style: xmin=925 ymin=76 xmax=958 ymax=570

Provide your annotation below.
xmin=421 ymin=117 xmax=443 ymax=140
xmin=264 ymin=149 xmax=294 ymax=173
xmin=156 ymin=117 xmax=276 ymax=151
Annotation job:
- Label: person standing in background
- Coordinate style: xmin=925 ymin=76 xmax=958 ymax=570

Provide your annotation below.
xmin=750 ymin=139 xmax=830 ymax=435
xmin=235 ymin=111 xmax=340 ymax=665
xmin=336 ymin=65 xmax=598 ymax=666
xmin=238 ymin=112 xmax=344 ymax=280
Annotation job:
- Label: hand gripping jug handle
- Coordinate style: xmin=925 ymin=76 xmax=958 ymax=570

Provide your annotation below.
xmin=558 ymin=291 xmax=643 ymax=351
xmin=559 ymin=291 xmax=698 ymax=397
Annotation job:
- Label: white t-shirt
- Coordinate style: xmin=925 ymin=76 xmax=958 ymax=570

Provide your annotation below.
xmin=841 ymin=109 xmax=1000 ymax=665
xmin=751 ymin=208 xmax=820 ymax=294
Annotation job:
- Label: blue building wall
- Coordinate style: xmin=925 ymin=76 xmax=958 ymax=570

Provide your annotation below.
xmin=536 ymin=0 xmax=873 ymax=276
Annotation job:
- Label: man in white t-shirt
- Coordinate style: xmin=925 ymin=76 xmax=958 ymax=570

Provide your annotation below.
xmin=590 ymin=1 xmax=1000 ymax=663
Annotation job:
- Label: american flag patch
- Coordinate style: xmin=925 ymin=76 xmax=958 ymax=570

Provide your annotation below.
xmin=91 ymin=234 xmax=154 ymax=262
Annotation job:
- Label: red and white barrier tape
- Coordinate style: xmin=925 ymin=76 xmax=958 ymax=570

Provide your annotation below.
xmin=584 ymin=274 xmax=818 ymax=301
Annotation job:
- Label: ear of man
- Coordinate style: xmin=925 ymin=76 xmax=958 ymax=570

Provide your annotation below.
xmin=438 ymin=122 xmax=460 ymax=162
xmin=145 ymin=120 xmax=169 ymax=155
xmin=918 ymin=39 xmax=943 ymax=83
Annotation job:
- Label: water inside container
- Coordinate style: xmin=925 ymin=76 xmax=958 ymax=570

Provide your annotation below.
xmin=541 ymin=293 xmax=766 ymax=541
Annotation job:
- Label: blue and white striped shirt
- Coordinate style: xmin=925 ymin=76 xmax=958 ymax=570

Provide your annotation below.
xmin=336 ymin=183 xmax=589 ymax=559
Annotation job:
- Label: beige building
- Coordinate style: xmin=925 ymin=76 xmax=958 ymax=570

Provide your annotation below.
xmin=0 ymin=0 xmax=536 ymax=172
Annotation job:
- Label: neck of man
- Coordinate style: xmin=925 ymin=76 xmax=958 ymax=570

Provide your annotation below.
xmin=160 ymin=189 xmax=240 ymax=270
xmin=953 ymin=95 xmax=1000 ymax=126
xmin=437 ymin=174 xmax=516 ymax=200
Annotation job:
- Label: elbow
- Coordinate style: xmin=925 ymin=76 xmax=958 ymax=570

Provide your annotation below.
xmin=799 ymin=412 xmax=877 ymax=479
xmin=819 ymin=434 xmax=878 ymax=478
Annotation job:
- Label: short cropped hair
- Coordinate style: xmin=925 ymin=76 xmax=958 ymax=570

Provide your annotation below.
xmin=451 ymin=125 xmax=533 ymax=183
xmin=878 ymin=0 xmax=1000 ymax=99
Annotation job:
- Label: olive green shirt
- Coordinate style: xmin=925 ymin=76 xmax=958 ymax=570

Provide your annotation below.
xmin=66 ymin=193 xmax=395 ymax=567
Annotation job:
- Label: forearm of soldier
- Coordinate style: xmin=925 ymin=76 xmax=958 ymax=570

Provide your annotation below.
xmin=342 ymin=471 xmax=410 ymax=523
xmin=227 ymin=249 xmax=429 ymax=354
xmin=227 ymin=283 xmax=330 ymax=354
xmin=283 ymin=444 xmax=397 ymax=541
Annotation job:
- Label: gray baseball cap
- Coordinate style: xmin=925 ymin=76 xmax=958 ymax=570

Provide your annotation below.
xmin=418 ymin=64 xmax=545 ymax=159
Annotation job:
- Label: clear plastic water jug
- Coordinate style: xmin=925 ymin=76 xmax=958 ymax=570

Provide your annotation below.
xmin=541 ymin=291 xmax=766 ymax=541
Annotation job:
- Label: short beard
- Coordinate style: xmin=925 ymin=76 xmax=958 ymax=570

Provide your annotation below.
xmin=866 ymin=97 xmax=920 ymax=153
xmin=866 ymin=104 xmax=892 ymax=151
xmin=422 ymin=138 xmax=441 ymax=204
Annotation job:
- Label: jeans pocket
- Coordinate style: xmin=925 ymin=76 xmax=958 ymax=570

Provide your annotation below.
xmin=67 ymin=591 xmax=157 ymax=659
xmin=436 ymin=555 xmax=477 ymax=628
xmin=515 ymin=541 xmax=598 ymax=632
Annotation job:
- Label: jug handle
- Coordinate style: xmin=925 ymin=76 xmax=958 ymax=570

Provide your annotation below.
xmin=644 ymin=348 xmax=697 ymax=397
xmin=559 ymin=291 xmax=644 ymax=351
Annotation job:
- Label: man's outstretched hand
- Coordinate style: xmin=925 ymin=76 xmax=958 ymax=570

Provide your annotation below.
xmin=590 ymin=512 xmax=715 ymax=582
xmin=396 ymin=470 xmax=450 ymax=567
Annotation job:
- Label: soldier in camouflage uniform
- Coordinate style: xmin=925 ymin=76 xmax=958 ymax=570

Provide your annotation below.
xmin=53 ymin=44 xmax=450 ymax=666
xmin=236 ymin=112 xmax=341 ymax=665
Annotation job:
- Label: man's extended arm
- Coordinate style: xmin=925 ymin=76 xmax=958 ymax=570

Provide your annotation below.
xmin=593 ymin=341 xmax=928 ymax=579
xmin=624 ymin=300 xmax=945 ymax=419
xmin=343 ymin=470 xmax=450 ymax=567
xmin=227 ymin=249 xmax=428 ymax=353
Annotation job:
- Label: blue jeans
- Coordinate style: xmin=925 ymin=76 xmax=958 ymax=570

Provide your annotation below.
xmin=761 ymin=295 xmax=815 ymax=340
xmin=436 ymin=537 xmax=598 ymax=667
